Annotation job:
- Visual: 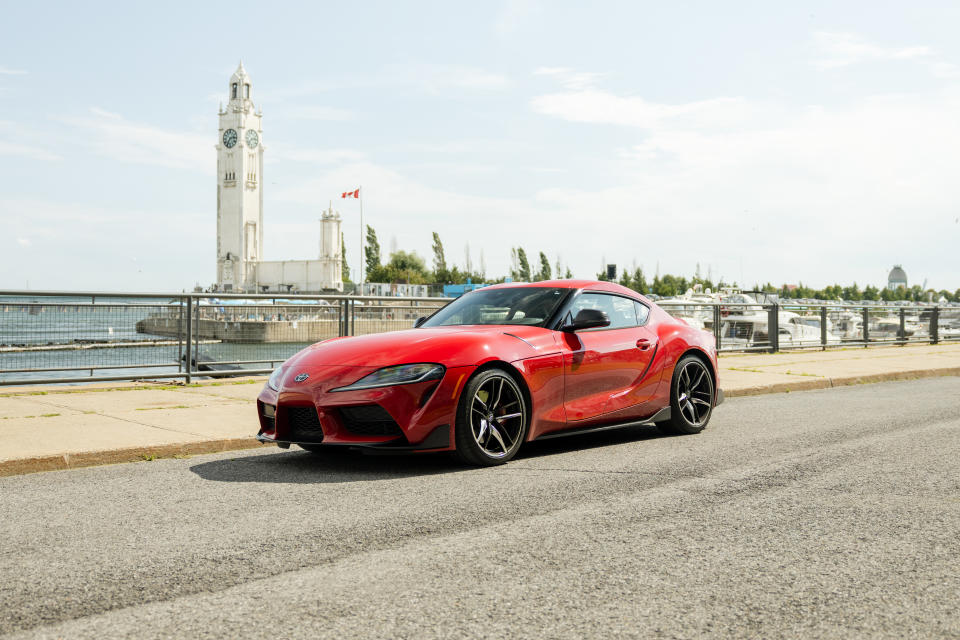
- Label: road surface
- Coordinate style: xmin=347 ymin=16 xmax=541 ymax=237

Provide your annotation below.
xmin=1 ymin=378 xmax=958 ymax=638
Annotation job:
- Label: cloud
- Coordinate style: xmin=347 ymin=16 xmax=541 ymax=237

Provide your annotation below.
xmin=0 ymin=120 xmax=62 ymax=161
xmin=532 ymin=89 xmax=752 ymax=130
xmin=495 ymin=0 xmax=540 ymax=36
xmin=281 ymin=105 xmax=355 ymax=121
xmin=16 ymin=237 xmax=30 ymax=247
xmin=0 ymin=66 xmax=27 ymax=75
xmin=0 ymin=140 xmax=61 ymax=162
xmin=534 ymin=67 xmax=607 ymax=91
xmin=56 ymin=108 xmax=212 ymax=174
xmin=267 ymin=145 xmax=366 ymax=165
xmin=812 ymin=31 xmax=958 ymax=77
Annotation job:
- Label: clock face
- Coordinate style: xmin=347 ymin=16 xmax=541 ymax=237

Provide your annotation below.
xmin=245 ymin=130 xmax=259 ymax=149
xmin=222 ymin=129 xmax=238 ymax=148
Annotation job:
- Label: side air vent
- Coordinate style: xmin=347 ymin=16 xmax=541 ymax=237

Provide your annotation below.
xmin=339 ymin=405 xmax=404 ymax=438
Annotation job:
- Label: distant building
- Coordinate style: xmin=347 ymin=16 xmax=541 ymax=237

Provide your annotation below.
xmin=215 ymin=63 xmax=342 ymax=293
xmin=887 ymin=265 xmax=908 ymax=290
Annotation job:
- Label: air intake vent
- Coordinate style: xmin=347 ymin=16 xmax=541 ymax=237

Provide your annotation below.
xmin=285 ymin=406 xmax=324 ymax=442
xmin=339 ymin=405 xmax=404 ymax=438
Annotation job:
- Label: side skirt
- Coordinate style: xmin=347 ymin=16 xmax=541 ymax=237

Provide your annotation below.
xmin=533 ymin=406 xmax=671 ymax=441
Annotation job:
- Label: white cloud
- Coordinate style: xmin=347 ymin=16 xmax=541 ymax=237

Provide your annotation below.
xmin=267 ymin=145 xmax=366 ymax=165
xmin=393 ymin=64 xmax=510 ymax=92
xmin=56 ymin=108 xmax=212 ymax=174
xmin=0 ymin=141 xmax=61 ymax=162
xmin=495 ymin=0 xmax=540 ymax=36
xmin=16 ymin=237 xmax=30 ymax=247
xmin=531 ymin=89 xmax=752 ymax=130
xmin=281 ymin=105 xmax=355 ymax=121
xmin=529 ymin=67 xmax=960 ymax=286
xmin=534 ymin=67 xmax=607 ymax=91
xmin=0 ymin=120 xmax=62 ymax=161
xmin=812 ymin=31 xmax=959 ymax=78
xmin=0 ymin=66 xmax=27 ymax=75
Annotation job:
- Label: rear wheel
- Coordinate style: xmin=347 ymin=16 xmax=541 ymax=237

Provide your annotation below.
xmin=454 ymin=368 xmax=528 ymax=466
xmin=660 ymin=355 xmax=714 ymax=435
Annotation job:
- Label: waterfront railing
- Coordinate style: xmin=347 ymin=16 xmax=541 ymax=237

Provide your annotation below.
xmin=0 ymin=290 xmax=956 ymax=385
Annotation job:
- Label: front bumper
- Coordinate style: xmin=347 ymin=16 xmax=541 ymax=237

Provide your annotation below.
xmin=256 ymin=364 xmax=475 ymax=451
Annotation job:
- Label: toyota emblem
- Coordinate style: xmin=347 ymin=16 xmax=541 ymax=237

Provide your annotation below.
xmin=294 ymin=373 xmax=309 ymax=382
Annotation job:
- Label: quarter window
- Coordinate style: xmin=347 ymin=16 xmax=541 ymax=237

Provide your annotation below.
xmin=634 ymin=301 xmax=650 ymax=325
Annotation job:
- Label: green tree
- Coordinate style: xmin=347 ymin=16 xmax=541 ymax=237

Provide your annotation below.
xmin=369 ymin=250 xmax=430 ymax=284
xmin=340 ymin=232 xmax=351 ymax=283
xmin=431 ymin=232 xmax=447 ymax=275
xmin=515 ymin=248 xmax=531 ymax=281
xmin=564 ymin=266 xmax=573 ymax=279
xmin=536 ymin=251 xmax=552 ymax=281
xmin=364 ymin=225 xmax=381 ymax=277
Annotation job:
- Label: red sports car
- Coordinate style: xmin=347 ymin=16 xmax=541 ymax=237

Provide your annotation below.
xmin=256 ymin=280 xmax=723 ymax=465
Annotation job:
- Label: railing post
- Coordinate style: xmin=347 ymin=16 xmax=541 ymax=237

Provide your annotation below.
xmin=767 ymin=303 xmax=779 ymax=353
xmin=899 ymin=308 xmax=906 ymax=345
xmin=931 ymin=307 xmax=939 ymax=345
xmin=862 ymin=306 xmax=869 ymax=346
xmin=820 ymin=305 xmax=827 ymax=350
xmin=713 ymin=304 xmax=722 ymax=351
xmin=348 ymin=299 xmax=355 ymax=336
xmin=184 ymin=295 xmax=193 ymax=384
xmin=338 ymin=299 xmax=345 ymax=337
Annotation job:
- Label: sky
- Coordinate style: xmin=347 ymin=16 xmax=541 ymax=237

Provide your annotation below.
xmin=1 ymin=0 xmax=959 ymax=292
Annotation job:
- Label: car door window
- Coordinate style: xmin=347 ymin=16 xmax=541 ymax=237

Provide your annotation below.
xmin=568 ymin=293 xmax=638 ymax=330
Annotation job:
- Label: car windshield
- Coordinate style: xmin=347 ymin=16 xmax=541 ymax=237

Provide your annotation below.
xmin=422 ymin=287 xmax=568 ymax=327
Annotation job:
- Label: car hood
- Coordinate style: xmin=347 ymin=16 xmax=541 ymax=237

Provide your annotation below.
xmin=292 ymin=325 xmax=559 ymax=368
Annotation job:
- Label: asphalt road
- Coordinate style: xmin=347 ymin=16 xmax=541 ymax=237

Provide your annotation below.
xmin=1 ymin=378 xmax=959 ymax=639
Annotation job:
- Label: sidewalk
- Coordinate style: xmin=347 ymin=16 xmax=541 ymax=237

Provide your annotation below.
xmin=2 ymin=343 xmax=959 ymax=476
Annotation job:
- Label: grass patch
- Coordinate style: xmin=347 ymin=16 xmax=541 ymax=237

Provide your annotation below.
xmin=135 ymin=405 xmax=190 ymax=411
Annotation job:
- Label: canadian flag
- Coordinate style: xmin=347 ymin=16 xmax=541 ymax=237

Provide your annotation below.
xmin=341 ymin=188 xmax=360 ymax=199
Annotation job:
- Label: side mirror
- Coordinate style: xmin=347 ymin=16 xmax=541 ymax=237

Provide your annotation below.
xmin=562 ymin=308 xmax=610 ymax=332
xmin=413 ymin=316 xmax=427 ymax=328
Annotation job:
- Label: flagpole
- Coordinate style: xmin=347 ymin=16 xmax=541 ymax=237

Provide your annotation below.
xmin=358 ymin=185 xmax=364 ymax=291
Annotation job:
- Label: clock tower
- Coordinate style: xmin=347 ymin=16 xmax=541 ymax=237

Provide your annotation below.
xmin=216 ymin=62 xmax=264 ymax=291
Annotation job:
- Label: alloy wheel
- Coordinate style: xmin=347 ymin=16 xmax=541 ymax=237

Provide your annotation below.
xmin=469 ymin=374 xmax=525 ymax=459
xmin=676 ymin=360 xmax=713 ymax=426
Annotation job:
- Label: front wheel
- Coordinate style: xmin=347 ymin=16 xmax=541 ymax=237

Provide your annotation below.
xmin=660 ymin=355 xmax=714 ymax=435
xmin=454 ymin=368 xmax=528 ymax=466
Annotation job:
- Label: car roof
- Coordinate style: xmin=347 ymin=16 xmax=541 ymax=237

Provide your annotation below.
xmin=481 ymin=279 xmax=648 ymax=301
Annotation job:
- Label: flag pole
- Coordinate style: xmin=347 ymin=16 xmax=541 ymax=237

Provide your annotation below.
xmin=359 ymin=185 xmax=364 ymax=291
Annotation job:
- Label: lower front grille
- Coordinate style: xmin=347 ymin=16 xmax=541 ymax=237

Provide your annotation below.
xmin=285 ymin=406 xmax=324 ymax=442
xmin=339 ymin=405 xmax=404 ymax=438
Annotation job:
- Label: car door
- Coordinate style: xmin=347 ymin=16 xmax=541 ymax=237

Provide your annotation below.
xmin=560 ymin=292 xmax=658 ymax=422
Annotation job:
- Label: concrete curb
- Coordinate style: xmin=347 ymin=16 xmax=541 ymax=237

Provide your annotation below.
xmin=2 ymin=368 xmax=958 ymax=478
xmin=723 ymin=366 xmax=960 ymax=397
xmin=0 ymin=438 xmax=268 ymax=478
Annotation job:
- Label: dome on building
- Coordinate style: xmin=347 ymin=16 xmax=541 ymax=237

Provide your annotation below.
xmin=887 ymin=265 xmax=907 ymax=289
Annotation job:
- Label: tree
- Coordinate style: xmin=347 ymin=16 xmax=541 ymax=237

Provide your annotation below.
xmin=518 ymin=249 xmax=531 ymax=281
xmin=364 ymin=225 xmax=381 ymax=277
xmin=368 ymin=250 xmax=430 ymax=284
xmin=564 ymin=266 xmax=573 ymax=279
xmin=431 ymin=232 xmax=447 ymax=274
xmin=536 ymin=252 xmax=552 ymax=281
xmin=340 ymin=232 xmax=351 ymax=283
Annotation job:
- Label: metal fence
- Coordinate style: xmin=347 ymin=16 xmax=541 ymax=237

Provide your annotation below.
xmin=1 ymin=290 xmax=957 ymax=386
xmin=657 ymin=300 xmax=960 ymax=353
xmin=0 ymin=291 xmax=448 ymax=386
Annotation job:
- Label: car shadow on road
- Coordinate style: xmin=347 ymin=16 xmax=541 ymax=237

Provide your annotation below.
xmin=189 ymin=424 xmax=673 ymax=484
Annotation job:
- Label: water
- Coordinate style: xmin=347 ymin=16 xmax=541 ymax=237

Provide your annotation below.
xmin=0 ymin=296 xmax=311 ymax=383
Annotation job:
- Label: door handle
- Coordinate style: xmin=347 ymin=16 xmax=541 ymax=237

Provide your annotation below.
xmin=636 ymin=338 xmax=653 ymax=350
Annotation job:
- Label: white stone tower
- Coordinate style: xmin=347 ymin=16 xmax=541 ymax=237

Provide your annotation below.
xmin=216 ymin=62 xmax=264 ymax=291
xmin=319 ymin=204 xmax=343 ymax=289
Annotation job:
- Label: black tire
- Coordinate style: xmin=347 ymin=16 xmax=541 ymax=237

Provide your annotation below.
xmin=454 ymin=368 xmax=529 ymax=466
xmin=659 ymin=354 xmax=714 ymax=435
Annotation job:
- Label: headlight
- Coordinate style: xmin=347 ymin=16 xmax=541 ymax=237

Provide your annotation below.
xmin=267 ymin=367 xmax=284 ymax=392
xmin=331 ymin=363 xmax=445 ymax=392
